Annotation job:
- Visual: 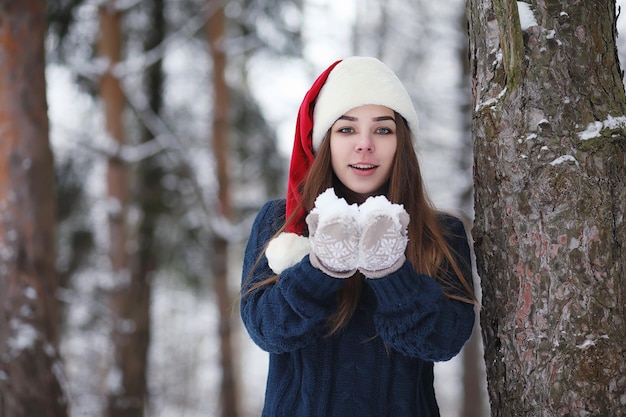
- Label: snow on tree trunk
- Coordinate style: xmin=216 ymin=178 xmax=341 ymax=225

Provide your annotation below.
xmin=0 ymin=1 xmax=68 ymax=416
xmin=467 ymin=0 xmax=626 ymax=415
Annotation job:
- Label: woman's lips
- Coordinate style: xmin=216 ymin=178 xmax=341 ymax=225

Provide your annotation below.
xmin=349 ymin=163 xmax=378 ymax=176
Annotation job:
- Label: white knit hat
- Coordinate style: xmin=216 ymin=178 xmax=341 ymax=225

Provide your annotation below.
xmin=311 ymin=56 xmax=420 ymax=150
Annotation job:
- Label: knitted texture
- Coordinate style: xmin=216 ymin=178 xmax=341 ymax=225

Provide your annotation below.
xmin=358 ymin=195 xmax=409 ymax=278
xmin=306 ymin=188 xmax=360 ymax=278
xmin=241 ymin=200 xmax=475 ymax=417
xmin=305 ymin=189 xmax=410 ymax=278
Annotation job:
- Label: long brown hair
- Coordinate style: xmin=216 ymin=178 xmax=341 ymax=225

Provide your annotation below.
xmin=247 ymin=113 xmax=476 ymax=334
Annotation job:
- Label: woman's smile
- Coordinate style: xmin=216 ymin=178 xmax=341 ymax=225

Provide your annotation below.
xmin=349 ymin=163 xmax=379 ymax=175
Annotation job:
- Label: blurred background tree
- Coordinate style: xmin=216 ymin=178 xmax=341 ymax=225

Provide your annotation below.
xmin=46 ymin=0 xmax=302 ymax=415
xmin=0 ymin=1 xmax=68 ymax=416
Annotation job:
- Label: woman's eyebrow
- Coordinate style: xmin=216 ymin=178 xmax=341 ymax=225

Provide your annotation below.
xmin=337 ymin=115 xmax=396 ymax=122
xmin=373 ymin=116 xmax=396 ymax=123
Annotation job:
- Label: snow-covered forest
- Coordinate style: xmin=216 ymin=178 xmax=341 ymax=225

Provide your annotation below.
xmin=2 ymin=0 xmax=626 ymax=416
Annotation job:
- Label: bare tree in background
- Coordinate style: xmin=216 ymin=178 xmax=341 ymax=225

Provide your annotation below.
xmin=206 ymin=2 xmax=241 ymax=416
xmin=98 ymin=2 xmax=150 ymax=416
xmin=468 ymin=0 xmax=626 ymax=415
xmin=0 ymin=1 xmax=68 ymax=416
xmin=128 ymin=0 xmax=166 ymax=413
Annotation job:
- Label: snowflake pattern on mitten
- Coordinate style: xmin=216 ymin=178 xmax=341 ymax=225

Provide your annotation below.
xmin=306 ymin=188 xmax=360 ymax=278
xmin=309 ymin=215 xmax=360 ymax=273
xmin=358 ymin=195 xmax=409 ymax=278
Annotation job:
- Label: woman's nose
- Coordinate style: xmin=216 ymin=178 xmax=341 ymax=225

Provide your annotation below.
xmin=355 ymin=133 xmax=374 ymax=152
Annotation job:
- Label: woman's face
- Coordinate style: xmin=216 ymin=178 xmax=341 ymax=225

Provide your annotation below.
xmin=329 ymin=104 xmax=397 ymax=196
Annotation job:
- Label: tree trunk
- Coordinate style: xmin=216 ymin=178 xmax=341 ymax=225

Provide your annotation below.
xmin=126 ymin=0 xmax=167 ymax=410
xmin=206 ymin=3 xmax=240 ymax=416
xmin=128 ymin=0 xmax=166 ymax=413
xmin=467 ymin=0 xmax=626 ymax=415
xmin=457 ymin=10 xmax=489 ymax=417
xmin=98 ymin=2 xmax=147 ymax=416
xmin=461 ymin=325 xmax=488 ymax=417
xmin=0 ymin=1 xmax=68 ymax=416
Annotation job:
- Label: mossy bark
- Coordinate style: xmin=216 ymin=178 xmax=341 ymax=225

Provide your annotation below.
xmin=467 ymin=0 xmax=626 ymax=415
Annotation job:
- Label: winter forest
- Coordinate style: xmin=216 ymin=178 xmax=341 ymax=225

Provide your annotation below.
xmin=1 ymin=0 xmax=626 ymax=416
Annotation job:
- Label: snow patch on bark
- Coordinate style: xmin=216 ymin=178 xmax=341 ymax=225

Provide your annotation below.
xmin=578 ymin=115 xmax=626 ymax=140
xmin=517 ymin=2 xmax=538 ymax=31
xmin=475 ymin=87 xmax=508 ymax=112
xmin=549 ymin=155 xmax=579 ymax=167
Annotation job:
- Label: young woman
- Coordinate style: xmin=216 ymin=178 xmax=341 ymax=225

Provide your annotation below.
xmin=241 ymin=56 xmax=476 ymax=417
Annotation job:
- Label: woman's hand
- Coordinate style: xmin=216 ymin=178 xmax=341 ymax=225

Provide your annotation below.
xmin=306 ymin=189 xmax=410 ymax=279
xmin=358 ymin=195 xmax=409 ymax=278
xmin=306 ymin=189 xmax=360 ymax=278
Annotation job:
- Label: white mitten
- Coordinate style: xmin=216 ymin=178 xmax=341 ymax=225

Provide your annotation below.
xmin=358 ymin=195 xmax=409 ymax=279
xmin=305 ymin=188 xmax=360 ymax=278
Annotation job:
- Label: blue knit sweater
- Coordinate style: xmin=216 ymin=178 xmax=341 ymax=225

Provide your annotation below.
xmin=241 ymin=199 xmax=475 ymax=417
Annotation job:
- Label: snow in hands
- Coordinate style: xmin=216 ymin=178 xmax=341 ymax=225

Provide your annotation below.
xmin=308 ymin=188 xmax=409 ymax=278
xmin=357 ymin=195 xmax=409 ymax=278
xmin=307 ymin=189 xmax=360 ymax=277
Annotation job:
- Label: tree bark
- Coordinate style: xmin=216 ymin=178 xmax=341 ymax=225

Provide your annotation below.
xmin=206 ymin=3 xmax=240 ymax=416
xmin=98 ymin=2 xmax=147 ymax=416
xmin=0 ymin=1 xmax=68 ymax=416
xmin=457 ymin=10 xmax=489 ymax=417
xmin=467 ymin=0 xmax=626 ymax=415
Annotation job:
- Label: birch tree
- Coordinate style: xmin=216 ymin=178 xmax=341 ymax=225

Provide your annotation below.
xmin=467 ymin=0 xmax=626 ymax=415
xmin=0 ymin=1 xmax=68 ymax=415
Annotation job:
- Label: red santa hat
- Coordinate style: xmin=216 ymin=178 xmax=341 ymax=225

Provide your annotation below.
xmin=265 ymin=56 xmax=420 ymax=274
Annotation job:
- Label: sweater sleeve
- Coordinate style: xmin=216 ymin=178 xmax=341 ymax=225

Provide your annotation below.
xmin=366 ymin=215 xmax=476 ymax=362
xmin=240 ymin=200 xmax=344 ymax=354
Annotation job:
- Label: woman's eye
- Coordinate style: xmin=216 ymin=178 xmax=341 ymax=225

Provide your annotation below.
xmin=337 ymin=126 xmax=354 ymax=134
xmin=376 ymin=127 xmax=393 ymax=134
